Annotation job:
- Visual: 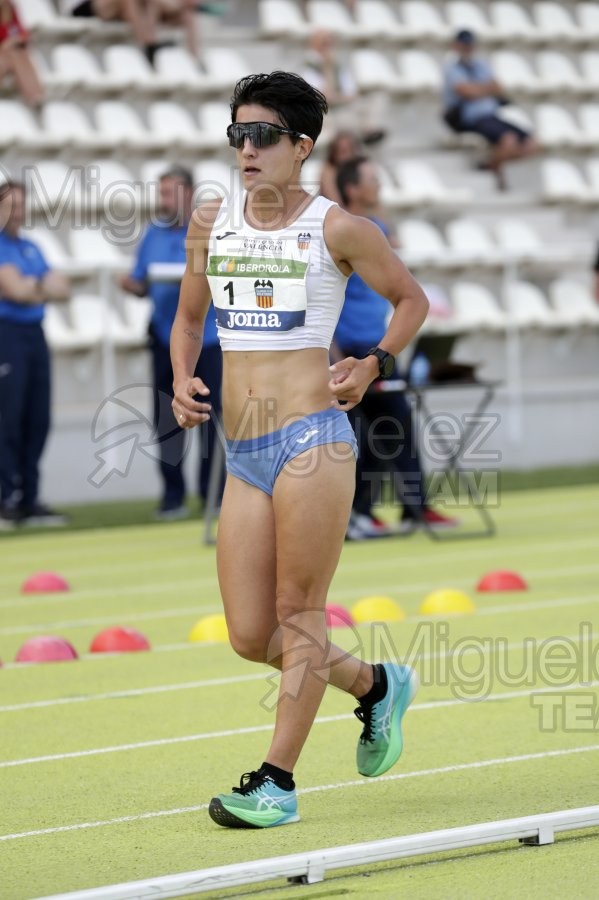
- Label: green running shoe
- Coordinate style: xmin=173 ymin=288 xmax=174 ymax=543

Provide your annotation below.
xmin=355 ymin=663 xmax=419 ymax=777
xmin=209 ymin=770 xmax=300 ymax=828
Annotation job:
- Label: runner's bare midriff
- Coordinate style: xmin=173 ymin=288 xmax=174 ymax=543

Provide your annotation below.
xmin=221 ymin=347 xmax=333 ymax=440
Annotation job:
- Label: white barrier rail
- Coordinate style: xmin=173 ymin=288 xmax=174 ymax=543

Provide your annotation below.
xmin=38 ymin=805 xmax=599 ymax=900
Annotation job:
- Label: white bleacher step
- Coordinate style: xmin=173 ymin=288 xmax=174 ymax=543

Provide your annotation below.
xmin=355 ymin=1 xmax=404 ymax=41
xmin=489 ymin=2 xmax=538 ymax=43
xmin=258 ymin=0 xmax=310 ymax=38
xmin=305 ymin=0 xmax=363 ymax=39
xmin=451 ymin=282 xmax=507 ymax=331
xmin=399 ymin=1 xmax=451 ymax=42
xmin=503 ymin=280 xmax=562 ymax=328
xmin=548 ymin=278 xmax=599 ymax=326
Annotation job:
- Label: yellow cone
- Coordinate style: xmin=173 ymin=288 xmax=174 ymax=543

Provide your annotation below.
xmin=188 ymin=614 xmax=229 ymax=643
xmin=420 ymin=589 xmax=476 ymax=616
xmin=351 ymin=595 xmax=406 ymax=623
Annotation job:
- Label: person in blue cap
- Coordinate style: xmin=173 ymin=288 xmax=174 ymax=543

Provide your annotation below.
xmin=442 ymin=29 xmax=538 ymax=190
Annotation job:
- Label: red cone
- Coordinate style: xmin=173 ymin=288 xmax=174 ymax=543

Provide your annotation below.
xmin=90 ymin=627 xmax=150 ymax=653
xmin=21 ymin=572 xmax=70 ymax=594
xmin=15 ymin=636 xmax=78 ymax=663
xmin=476 ymin=570 xmax=528 ymax=592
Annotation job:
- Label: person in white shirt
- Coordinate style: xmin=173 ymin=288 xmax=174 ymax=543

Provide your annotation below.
xmin=170 ymin=70 xmax=428 ymax=829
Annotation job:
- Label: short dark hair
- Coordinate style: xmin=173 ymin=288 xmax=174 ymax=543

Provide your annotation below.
xmin=454 ymin=28 xmax=476 ymax=44
xmin=230 ymin=71 xmax=328 ymax=145
xmin=336 ymin=156 xmax=369 ymax=206
xmin=159 ymin=166 xmax=193 ymax=188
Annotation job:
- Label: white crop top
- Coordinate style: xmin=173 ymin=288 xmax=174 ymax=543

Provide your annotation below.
xmin=205 ymin=191 xmax=348 ymax=351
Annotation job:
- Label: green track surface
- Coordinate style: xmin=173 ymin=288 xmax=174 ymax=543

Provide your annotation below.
xmin=1 ymin=484 xmax=598 ymax=898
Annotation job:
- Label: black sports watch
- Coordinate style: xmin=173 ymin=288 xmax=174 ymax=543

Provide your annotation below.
xmin=366 ymin=347 xmax=395 ymax=379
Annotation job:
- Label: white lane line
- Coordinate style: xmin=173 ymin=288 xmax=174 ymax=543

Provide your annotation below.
xmin=0 ymin=641 xmax=203 ymax=669
xmin=2 ymin=743 xmax=598 ymax=843
xmin=2 ymin=680 xmax=597 ymax=769
xmin=1 ymin=502 xmax=593 ymax=585
xmin=475 ymin=595 xmax=599 ymax=617
xmin=0 ymin=576 xmax=219 ymax=610
xmin=3 ymin=629 xmax=597 ymax=714
xmin=1 ymin=588 xmax=597 ymax=640
xmin=0 ymin=672 xmax=268 ymax=712
xmin=2 ymin=537 xmax=598 ymax=609
xmin=0 ymin=605 xmax=221 ymax=637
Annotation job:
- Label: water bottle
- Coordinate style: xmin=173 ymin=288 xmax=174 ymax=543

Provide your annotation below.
xmin=410 ymin=352 xmax=430 ymax=386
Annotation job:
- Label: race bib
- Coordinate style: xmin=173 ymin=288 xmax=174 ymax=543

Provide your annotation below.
xmin=206 ymin=232 xmax=312 ymax=332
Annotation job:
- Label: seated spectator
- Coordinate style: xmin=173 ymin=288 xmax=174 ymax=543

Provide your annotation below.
xmin=302 ymin=29 xmax=386 ymax=145
xmin=319 ymin=130 xmax=364 ymax=204
xmin=442 ymin=29 xmax=538 ymax=191
xmin=63 ymin=0 xmax=200 ymax=64
xmin=0 ymin=1 xmax=44 ymax=108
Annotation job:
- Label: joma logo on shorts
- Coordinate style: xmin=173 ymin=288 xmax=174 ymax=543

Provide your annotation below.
xmin=226 ymin=311 xmax=282 ymax=329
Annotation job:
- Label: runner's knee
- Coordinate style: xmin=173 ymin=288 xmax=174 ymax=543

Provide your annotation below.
xmin=229 ymin=631 xmax=269 ymax=663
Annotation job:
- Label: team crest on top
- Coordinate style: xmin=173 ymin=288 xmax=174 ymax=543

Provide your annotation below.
xmin=297 ymin=232 xmax=311 ymax=250
xmin=254 ymin=279 xmax=274 ymax=308
xmin=243 ymin=237 xmax=284 ymax=254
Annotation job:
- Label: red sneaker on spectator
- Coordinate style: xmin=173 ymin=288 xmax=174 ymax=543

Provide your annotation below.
xmin=400 ymin=508 xmax=460 ymax=533
xmin=421 ymin=509 xmax=460 ymax=528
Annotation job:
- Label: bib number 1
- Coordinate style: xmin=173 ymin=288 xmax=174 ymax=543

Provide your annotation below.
xmin=223 ymin=281 xmax=234 ymax=305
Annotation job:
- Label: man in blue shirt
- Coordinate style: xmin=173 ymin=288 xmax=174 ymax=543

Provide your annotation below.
xmin=120 ymin=167 xmax=222 ymax=519
xmin=332 ymin=157 xmax=458 ymax=538
xmin=442 ymin=29 xmax=538 ymax=190
xmin=0 ymin=178 xmax=70 ymax=528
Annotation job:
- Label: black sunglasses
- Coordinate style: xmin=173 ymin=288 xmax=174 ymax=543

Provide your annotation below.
xmin=226 ymin=121 xmax=309 ymax=149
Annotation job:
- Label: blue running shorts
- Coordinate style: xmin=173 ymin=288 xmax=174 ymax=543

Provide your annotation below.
xmin=225 ymin=408 xmax=358 ymax=496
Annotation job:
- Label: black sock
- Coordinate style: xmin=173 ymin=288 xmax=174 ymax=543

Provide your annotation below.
xmin=259 ymin=762 xmax=294 ymax=791
xmin=358 ymin=663 xmax=388 ymax=706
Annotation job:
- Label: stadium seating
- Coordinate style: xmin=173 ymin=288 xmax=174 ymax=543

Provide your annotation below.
xmin=532 ymin=2 xmax=583 ymax=44
xmin=535 ymin=103 xmax=588 ymax=149
xmin=446 ymin=2 xmax=494 ymax=41
xmin=576 ymin=3 xmax=599 ymax=40
xmin=399 ymin=1 xmax=450 ymax=41
xmin=392 ymin=161 xmax=473 ymax=206
xmin=549 ymin=278 xmax=599 ymax=326
xmin=102 ymin=45 xmax=157 ymax=92
xmin=1 ymin=0 xmax=595 ymax=508
xmin=351 ymin=49 xmax=403 ymax=93
xmin=354 ymin=1 xmax=404 ymax=41
xmin=1 ymin=0 xmax=594 ymax=383
xmin=489 ymin=2 xmax=537 ymax=43
xmin=397 ymin=219 xmax=450 ymax=267
xmin=305 ymin=0 xmax=363 ymax=39
xmin=94 ymin=101 xmax=170 ymax=151
xmin=451 ymin=282 xmax=507 ymax=330
xmin=490 ymin=51 xmax=544 ymax=95
xmin=258 ymin=0 xmax=310 ymax=38
xmin=396 ymin=49 xmax=442 ymax=91
xmin=541 ymin=158 xmax=590 ymax=202
xmin=503 ymin=280 xmax=561 ymax=328
xmin=445 ymin=218 xmax=501 ymax=266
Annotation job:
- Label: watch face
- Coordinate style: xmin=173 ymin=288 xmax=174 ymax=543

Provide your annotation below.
xmin=381 ymin=354 xmax=395 ymax=378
